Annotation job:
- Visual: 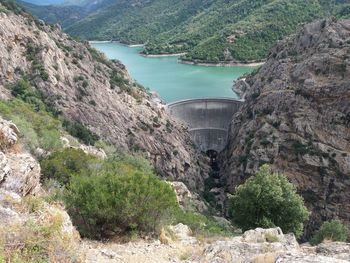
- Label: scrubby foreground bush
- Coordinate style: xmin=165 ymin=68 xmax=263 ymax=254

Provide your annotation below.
xmin=229 ymin=165 xmax=309 ymax=237
xmin=65 ymin=171 xmax=178 ymax=239
xmin=41 ymin=149 xmax=179 ymax=239
xmin=310 ymin=220 xmax=349 ymax=245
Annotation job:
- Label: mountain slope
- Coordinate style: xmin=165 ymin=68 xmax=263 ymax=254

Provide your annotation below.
xmin=17 ymin=0 xmax=115 ymax=28
xmin=20 ymin=0 xmax=64 ymax=5
xmin=65 ymin=0 xmax=350 ymax=63
xmin=0 ymin=0 xmax=209 ymax=190
xmin=220 ymin=18 xmax=350 ymax=239
xmin=18 ymin=0 xmax=89 ymax=27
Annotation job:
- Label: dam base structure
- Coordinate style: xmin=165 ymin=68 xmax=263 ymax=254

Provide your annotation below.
xmin=167 ymin=98 xmax=242 ymax=154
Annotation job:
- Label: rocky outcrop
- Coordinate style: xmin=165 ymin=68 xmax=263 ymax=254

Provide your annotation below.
xmin=0 ymin=117 xmax=40 ymax=196
xmin=195 ymin=228 xmax=350 ymax=263
xmin=221 ymin=18 xmax=350 ymax=238
xmin=168 ymin=181 xmax=208 ymax=212
xmin=83 ymin=227 xmax=350 ymax=262
xmin=0 ymin=4 xmax=209 ymax=191
xmin=0 ymin=115 xmax=81 ymax=261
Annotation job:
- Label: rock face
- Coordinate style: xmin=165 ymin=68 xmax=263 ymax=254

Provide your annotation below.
xmin=0 ymin=115 xmax=81 ymax=261
xmin=167 ymin=181 xmax=208 ymax=212
xmin=221 ymin=18 xmax=350 ymax=238
xmin=0 ymin=5 xmax=209 ymax=190
xmin=0 ymin=115 xmax=40 ymax=222
xmin=0 ymin=117 xmax=40 ymax=196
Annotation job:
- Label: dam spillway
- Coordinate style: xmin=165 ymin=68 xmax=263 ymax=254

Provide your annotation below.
xmin=167 ymin=98 xmax=243 ymax=153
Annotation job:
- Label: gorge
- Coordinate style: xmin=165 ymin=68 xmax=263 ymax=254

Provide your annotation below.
xmin=1 ymin=1 xmax=350 ymax=262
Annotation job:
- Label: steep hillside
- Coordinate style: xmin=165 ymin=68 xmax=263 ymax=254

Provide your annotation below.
xmin=18 ymin=0 xmax=115 ymax=28
xmin=0 ymin=0 xmax=209 ymax=190
xmin=20 ymin=0 xmax=64 ymax=5
xmin=65 ymin=0 xmax=350 ymax=63
xmin=220 ymin=18 xmax=350 ymax=239
xmin=18 ymin=0 xmax=88 ymax=27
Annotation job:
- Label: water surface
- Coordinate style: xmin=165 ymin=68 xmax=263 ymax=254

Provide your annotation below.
xmin=91 ymin=42 xmax=254 ymax=103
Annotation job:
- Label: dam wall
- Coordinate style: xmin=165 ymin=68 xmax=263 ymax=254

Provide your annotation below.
xmin=167 ymin=98 xmax=242 ymax=152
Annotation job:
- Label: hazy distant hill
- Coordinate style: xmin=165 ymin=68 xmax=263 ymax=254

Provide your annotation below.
xmin=20 ymin=0 xmax=64 ymax=5
xmin=66 ymin=0 xmax=350 ymax=63
xmin=18 ymin=0 xmax=115 ymax=28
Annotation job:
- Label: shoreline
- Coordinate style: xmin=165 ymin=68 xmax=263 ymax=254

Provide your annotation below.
xmin=88 ymin=41 xmax=264 ymax=67
xmin=140 ymin=52 xmax=187 ymax=58
xmin=178 ymin=59 xmax=265 ymax=67
xmin=88 ymin=40 xmax=112 ymax=44
xmin=88 ymin=41 xmax=144 ymax=48
xmin=129 ymin=44 xmax=145 ymax=47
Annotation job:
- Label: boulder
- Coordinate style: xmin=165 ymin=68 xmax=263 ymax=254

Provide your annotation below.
xmin=1 ymin=153 xmax=40 ymax=196
xmin=316 ymin=242 xmax=350 ymax=261
xmin=195 ymin=228 xmax=350 ymax=263
xmin=170 ymin=223 xmax=197 ymax=245
xmin=168 ymin=181 xmax=208 ymax=212
xmin=0 ymin=118 xmax=19 ymax=149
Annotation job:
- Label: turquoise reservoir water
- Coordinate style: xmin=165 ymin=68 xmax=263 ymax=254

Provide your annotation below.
xmin=91 ymin=42 xmax=254 ymax=103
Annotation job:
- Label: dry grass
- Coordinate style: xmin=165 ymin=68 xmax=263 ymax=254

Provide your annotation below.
xmin=252 ymin=253 xmax=279 ymax=263
xmin=264 ymin=233 xmax=279 ymax=243
xmin=0 ymin=198 xmax=82 ymax=263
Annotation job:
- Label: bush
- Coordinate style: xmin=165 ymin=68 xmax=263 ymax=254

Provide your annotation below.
xmin=310 ymin=220 xmax=349 ymax=245
xmin=229 ymin=164 xmax=309 ymax=237
xmin=64 ymin=168 xmax=178 ymax=239
xmin=110 ymin=69 xmax=130 ymax=92
xmin=8 ymin=78 xmax=45 ymax=112
xmin=62 ymin=119 xmax=99 ymax=146
xmin=40 ymin=148 xmax=99 ymax=186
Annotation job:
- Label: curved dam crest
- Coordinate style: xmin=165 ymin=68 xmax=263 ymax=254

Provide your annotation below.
xmin=167 ymin=98 xmax=243 ymax=153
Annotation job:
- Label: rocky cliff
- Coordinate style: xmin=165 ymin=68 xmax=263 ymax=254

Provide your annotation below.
xmin=0 ymin=116 xmax=82 ymax=261
xmin=0 ymin=3 xmax=209 ymax=190
xmin=221 ymin=18 xmax=350 ymax=239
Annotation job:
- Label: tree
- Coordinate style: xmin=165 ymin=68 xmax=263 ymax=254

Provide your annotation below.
xmin=310 ymin=220 xmax=349 ymax=245
xmin=229 ymin=164 xmax=309 ymax=237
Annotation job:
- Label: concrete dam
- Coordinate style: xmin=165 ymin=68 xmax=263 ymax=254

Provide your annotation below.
xmin=167 ymin=98 xmax=243 ymax=153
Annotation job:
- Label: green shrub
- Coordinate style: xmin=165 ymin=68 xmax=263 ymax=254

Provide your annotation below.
xmin=110 ymin=69 xmax=130 ymax=92
xmin=8 ymin=78 xmax=45 ymax=111
xmin=310 ymin=220 xmax=349 ymax=245
xmin=64 ymin=167 xmax=178 ymax=239
xmin=229 ymin=164 xmax=309 ymax=237
xmin=40 ymin=148 xmax=99 ymax=186
xmin=62 ymin=119 xmax=99 ymax=146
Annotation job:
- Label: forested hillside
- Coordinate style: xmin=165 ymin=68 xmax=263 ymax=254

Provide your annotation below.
xmin=18 ymin=0 xmax=114 ymax=28
xmin=20 ymin=0 xmax=64 ymax=5
xmin=64 ymin=0 xmax=350 ymax=63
